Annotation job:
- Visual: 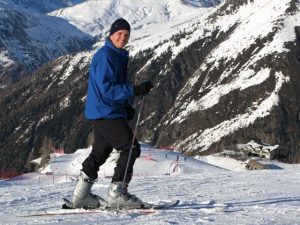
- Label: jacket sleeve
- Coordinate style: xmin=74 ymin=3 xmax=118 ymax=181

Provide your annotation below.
xmin=94 ymin=51 xmax=134 ymax=102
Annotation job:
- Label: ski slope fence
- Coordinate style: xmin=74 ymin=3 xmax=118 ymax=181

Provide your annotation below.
xmin=0 ymin=172 xmax=178 ymax=186
xmin=0 ymin=161 xmax=181 ymax=186
xmin=0 ymin=146 xmax=184 ymax=186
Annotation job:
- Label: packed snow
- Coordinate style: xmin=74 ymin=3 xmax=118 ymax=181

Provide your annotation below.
xmin=1 ymin=144 xmax=300 ymax=224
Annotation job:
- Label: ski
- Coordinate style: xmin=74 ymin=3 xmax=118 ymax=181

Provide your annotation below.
xmin=18 ymin=208 xmax=157 ymax=217
xmin=62 ymin=197 xmax=179 ymax=210
xmin=18 ymin=199 xmax=179 ymax=217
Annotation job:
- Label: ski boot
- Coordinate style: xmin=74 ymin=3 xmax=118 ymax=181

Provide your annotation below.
xmin=107 ymin=182 xmax=144 ymax=209
xmin=70 ymin=171 xmax=105 ymax=209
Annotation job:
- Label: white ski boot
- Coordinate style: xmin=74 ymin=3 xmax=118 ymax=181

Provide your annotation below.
xmin=71 ymin=171 xmax=105 ymax=209
xmin=107 ymin=182 xmax=144 ymax=209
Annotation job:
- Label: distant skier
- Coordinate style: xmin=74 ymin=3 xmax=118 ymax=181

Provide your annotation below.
xmin=70 ymin=18 xmax=153 ymax=209
xmin=176 ymin=155 xmax=179 ymax=161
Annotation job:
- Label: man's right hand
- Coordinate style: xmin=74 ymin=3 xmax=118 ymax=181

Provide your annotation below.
xmin=133 ymin=81 xmax=153 ymax=96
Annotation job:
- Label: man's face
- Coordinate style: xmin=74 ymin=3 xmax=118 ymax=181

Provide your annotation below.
xmin=109 ymin=30 xmax=130 ymax=49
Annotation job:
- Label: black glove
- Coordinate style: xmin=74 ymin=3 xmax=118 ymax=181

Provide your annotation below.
xmin=133 ymin=81 xmax=153 ymax=96
xmin=126 ymin=105 xmax=135 ymax=121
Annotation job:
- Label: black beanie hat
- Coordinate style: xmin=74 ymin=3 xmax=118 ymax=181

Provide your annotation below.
xmin=109 ymin=18 xmax=131 ymax=36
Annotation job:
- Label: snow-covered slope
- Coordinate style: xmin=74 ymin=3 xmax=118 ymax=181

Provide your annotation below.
xmin=1 ymin=145 xmax=300 ymax=224
xmin=39 ymin=144 xmax=222 ymax=178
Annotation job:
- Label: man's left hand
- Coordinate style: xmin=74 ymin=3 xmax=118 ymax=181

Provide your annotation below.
xmin=126 ymin=105 xmax=135 ymax=121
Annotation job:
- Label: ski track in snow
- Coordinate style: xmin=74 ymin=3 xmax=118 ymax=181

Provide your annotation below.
xmin=0 ymin=147 xmax=300 ymax=225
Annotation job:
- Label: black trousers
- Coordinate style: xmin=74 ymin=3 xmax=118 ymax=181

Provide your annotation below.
xmin=82 ymin=118 xmax=141 ymax=184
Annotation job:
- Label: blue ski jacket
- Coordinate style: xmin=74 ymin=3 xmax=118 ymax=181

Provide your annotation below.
xmin=84 ymin=38 xmax=134 ymax=120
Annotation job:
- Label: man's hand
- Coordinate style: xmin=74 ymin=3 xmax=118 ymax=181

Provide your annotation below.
xmin=126 ymin=105 xmax=135 ymax=121
xmin=133 ymin=81 xmax=153 ymax=96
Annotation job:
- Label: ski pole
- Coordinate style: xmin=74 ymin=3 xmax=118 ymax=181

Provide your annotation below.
xmin=117 ymin=96 xmax=145 ymax=213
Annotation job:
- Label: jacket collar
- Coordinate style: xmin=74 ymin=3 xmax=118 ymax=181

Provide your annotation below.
xmin=105 ymin=38 xmax=129 ymax=57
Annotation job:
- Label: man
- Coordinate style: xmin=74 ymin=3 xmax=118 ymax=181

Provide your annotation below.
xmin=71 ymin=18 xmax=153 ymax=209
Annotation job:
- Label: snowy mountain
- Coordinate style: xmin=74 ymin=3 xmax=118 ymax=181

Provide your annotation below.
xmin=8 ymin=0 xmax=85 ymax=13
xmin=49 ymin=0 xmax=222 ymax=37
xmin=1 ymin=146 xmax=300 ymax=224
xmin=0 ymin=0 xmax=300 ymax=175
xmin=0 ymin=0 xmax=95 ymax=83
xmin=0 ymin=0 xmax=221 ymax=84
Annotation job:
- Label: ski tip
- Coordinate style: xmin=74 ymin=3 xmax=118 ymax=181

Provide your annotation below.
xmin=164 ymin=200 xmax=180 ymax=205
xmin=150 ymin=199 xmax=180 ymax=210
xmin=170 ymin=199 xmax=180 ymax=207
